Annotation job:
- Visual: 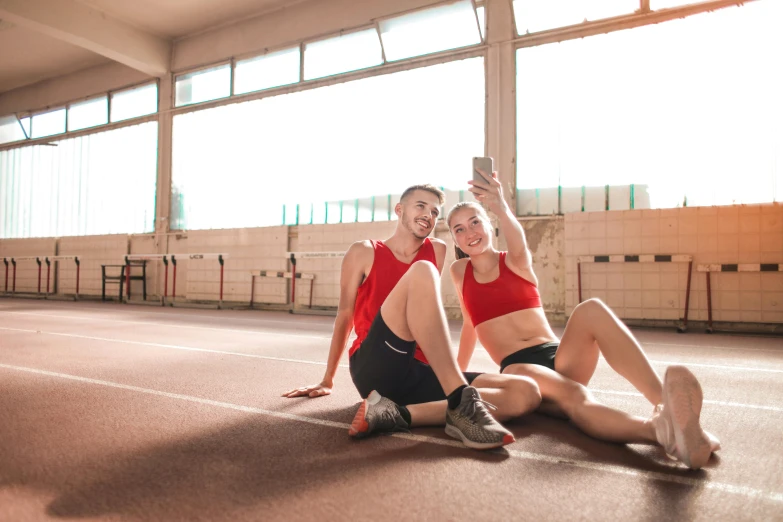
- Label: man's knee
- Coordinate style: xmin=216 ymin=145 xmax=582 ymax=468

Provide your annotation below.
xmin=408 ymin=260 xmax=439 ymax=281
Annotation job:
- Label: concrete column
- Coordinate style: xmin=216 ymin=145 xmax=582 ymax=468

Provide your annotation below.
xmin=155 ymin=73 xmax=174 ymax=298
xmin=485 ymin=0 xmax=517 ymax=248
xmin=155 ymin=75 xmax=173 ymax=238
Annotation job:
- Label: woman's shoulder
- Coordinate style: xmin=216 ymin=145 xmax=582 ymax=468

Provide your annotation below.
xmin=449 ymin=257 xmax=470 ymax=277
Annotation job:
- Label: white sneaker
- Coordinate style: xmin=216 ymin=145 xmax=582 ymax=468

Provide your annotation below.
xmin=650 ymin=365 xmax=713 ymax=469
xmin=705 ymin=430 xmax=721 ymax=453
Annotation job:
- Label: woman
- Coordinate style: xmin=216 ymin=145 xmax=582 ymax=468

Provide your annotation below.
xmin=447 ymin=169 xmax=719 ymax=469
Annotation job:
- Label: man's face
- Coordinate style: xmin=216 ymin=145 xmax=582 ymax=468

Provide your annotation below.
xmin=398 ymin=190 xmax=441 ymax=239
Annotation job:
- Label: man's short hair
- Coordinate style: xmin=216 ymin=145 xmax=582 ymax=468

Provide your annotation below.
xmin=400 ymin=184 xmax=445 ymax=205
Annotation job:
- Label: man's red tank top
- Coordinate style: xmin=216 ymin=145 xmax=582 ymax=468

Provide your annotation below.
xmin=349 ymin=239 xmax=436 ymax=363
xmin=462 ymin=252 xmax=542 ymax=326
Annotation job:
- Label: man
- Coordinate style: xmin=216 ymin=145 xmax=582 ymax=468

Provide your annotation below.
xmin=283 ymin=185 xmax=540 ymax=450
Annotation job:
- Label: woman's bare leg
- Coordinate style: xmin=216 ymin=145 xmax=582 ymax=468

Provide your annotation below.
xmin=504 ymin=363 xmax=657 ymax=444
xmin=555 ymin=298 xmax=662 ymax=406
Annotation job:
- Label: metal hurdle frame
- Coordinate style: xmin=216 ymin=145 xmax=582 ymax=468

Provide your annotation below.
xmin=126 ymin=253 xmax=228 ymax=307
xmin=249 ymin=270 xmax=316 ymax=309
xmin=2 ymin=255 xmax=81 ymax=299
xmin=277 ymin=251 xmax=346 ymax=311
xmin=697 ymin=263 xmax=782 ymax=334
xmin=577 ymin=254 xmax=694 ymax=333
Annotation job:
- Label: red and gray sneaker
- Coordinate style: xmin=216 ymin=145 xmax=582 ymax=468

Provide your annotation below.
xmin=445 ymin=386 xmax=515 ymax=450
xmin=349 ymin=390 xmax=410 ymax=438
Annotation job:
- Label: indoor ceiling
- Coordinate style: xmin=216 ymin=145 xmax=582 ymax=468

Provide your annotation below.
xmin=0 ymin=0 xmax=316 ymax=97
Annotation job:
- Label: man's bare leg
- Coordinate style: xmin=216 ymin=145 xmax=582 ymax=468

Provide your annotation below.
xmin=351 ymin=261 xmax=540 ymax=447
xmin=379 ymin=260 xmax=467 ymax=396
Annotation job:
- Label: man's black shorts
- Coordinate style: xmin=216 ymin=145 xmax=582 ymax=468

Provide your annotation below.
xmin=349 ymin=312 xmax=481 ymax=406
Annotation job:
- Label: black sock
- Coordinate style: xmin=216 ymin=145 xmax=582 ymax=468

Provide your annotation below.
xmin=396 ymin=404 xmax=412 ymax=426
xmin=447 ymin=385 xmax=468 ymax=409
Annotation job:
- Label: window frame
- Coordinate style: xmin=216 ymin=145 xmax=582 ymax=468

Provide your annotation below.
xmin=66 ymin=94 xmax=109 ymax=132
xmin=302 ymin=25 xmax=385 ymax=81
xmin=511 ymin=0 xmax=773 ymax=213
xmin=0 ymin=80 xmax=160 ymax=152
xmin=173 ymin=61 xmax=233 ymax=108
xmin=232 ymin=45 xmax=303 ymax=95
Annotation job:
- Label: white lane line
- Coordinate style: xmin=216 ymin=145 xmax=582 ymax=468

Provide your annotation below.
xmin=2 ymin=326 xmax=780 ymax=414
xmin=0 ymin=363 xmax=348 ymax=431
xmin=5 ymin=321 xmax=779 ymax=376
xmin=6 ymin=309 xmax=782 ymax=364
xmin=0 ymin=305 xmax=319 ymax=327
xmin=638 ymin=342 xmax=783 ymax=354
xmin=6 ymin=308 xmax=782 ymax=355
xmin=1 ymin=362 xmax=780 ymax=504
xmin=591 ymin=389 xmax=783 ymax=413
xmin=3 ymin=313 xmax=781 ymax=373
xmin=0 ymin=311 xmax=332 ymax=340
xmin=595 ymin=357 xmax=783 ymax=374
xmin=0 ymin=327 xmax=349 ymax=369
xmin=647 ymin=360 xmax=783 ymax=374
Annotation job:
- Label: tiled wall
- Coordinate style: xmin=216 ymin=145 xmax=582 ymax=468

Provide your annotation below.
xmin=295 ymin=221 xmax=398 ymax=308
xmin=0 ymin=238 xmax=57 ymax=293
xmin=519 ymin=217 xmax=565 ymax=319
xmin=565 ymin=204 xmax=783 ymax=324
xmin=58 ymin=235 xmax=129 ymax=297
xmin=3 ymin=204 xmax=780 ymax=328
xmin=293 ymin=217 xmax=565 ymax=318
xmin=133 ymin=227 xmax=290 ymax=304
xmin=179 ymin=227 xmax=288 ymax=304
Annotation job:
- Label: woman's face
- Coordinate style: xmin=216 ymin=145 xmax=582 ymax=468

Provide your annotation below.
xmin=449 ymin=206 xmax=492 ymax=256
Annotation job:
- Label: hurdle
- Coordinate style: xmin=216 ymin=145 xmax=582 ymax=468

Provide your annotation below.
xmin=2 ymin=256 xmax=81 ymax=299
xmin=249 ymin=270 xmax=316 ymax=309
xmin=126 ymin=253 xmax=228 ymax=307
xmin=697 ymin=263 xmax=782 ymax=333
xmin=578 ymin=254 xmax=694 ymax=332
xmin=281 ymin=251 xmax=345 ymax=310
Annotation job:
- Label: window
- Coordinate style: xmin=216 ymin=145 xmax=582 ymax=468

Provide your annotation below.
xmin=110 ymin=83 xmax=158 ymax=122
xmin=31 ymin=108 xmax=66 ymax=139
xmin=304 ymin=29 xmax=383 ymax=80
xmin=171 ymin=57 xmax=485 ymax=230
xmin=175 ymin=64 xmax=232 ymax=107
xmin=234 ymin=47 xmax=301 ymax=95
xmin=512 ymin=0 xmax=637 ymax=34
xmin=0 ymin=122 xmax=158 ymax=238
xmin=0 ymin=115 xmax=28 ymax=144
xmin=516 ymin=1 xmax=783 ymax=211
xmin=379 ymin=0 xmax=482 ymax=61
xmin=68 ymin=96 xmax=108 ymax=131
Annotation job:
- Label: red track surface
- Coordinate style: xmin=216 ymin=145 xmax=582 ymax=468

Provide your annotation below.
xmin=1 ymin=298 xmax=781 ymax=521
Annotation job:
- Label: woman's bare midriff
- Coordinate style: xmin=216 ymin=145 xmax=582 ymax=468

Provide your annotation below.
xmin=474 ymin=307 xmax=559 ymax=366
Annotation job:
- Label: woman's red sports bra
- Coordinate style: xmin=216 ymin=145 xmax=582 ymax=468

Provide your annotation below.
xmin=462 ymin=252 xmax=542 ymax=326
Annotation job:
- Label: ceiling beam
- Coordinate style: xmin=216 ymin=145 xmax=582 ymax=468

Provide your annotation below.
xmin=0 ymin=0 xmax=170 ymax=77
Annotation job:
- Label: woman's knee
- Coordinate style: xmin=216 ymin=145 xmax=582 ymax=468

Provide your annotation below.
xmin=558 ymin=381 xmax=593 ymax=418
xmin=572 ymin=297 xmax=608 ymax=319
xmin=506 ymin=375 xmax=542 ymax=417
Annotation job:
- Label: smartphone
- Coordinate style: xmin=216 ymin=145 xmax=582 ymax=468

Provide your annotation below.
xmin=472 ymin=157 xmax=494 ymax=185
